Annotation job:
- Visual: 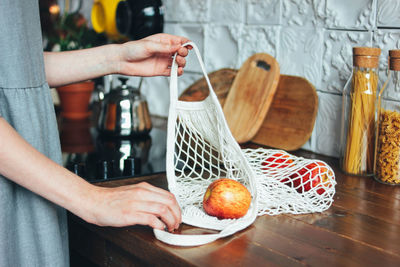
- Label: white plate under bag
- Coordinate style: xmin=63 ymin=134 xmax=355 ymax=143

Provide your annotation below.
xmin=154 ymin=42 xmax=336 ymax=246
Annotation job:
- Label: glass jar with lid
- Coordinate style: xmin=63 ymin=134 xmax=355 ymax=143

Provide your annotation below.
xmin=340 ymin=47 xmax=381 ymax=176
xmin=374 ymin=49 xmax=400 ymax=185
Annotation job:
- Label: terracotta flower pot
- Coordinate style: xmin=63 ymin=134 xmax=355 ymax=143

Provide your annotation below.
xmin=60 ymin=118 xmax=94 ymax=153
xmin=56 ymin=80 xmax=95 ymax=120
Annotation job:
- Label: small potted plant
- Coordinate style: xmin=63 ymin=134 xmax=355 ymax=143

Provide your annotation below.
xmin=44 ymin=6 xmax=105 ymax=120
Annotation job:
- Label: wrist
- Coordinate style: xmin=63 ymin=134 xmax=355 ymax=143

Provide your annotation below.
xmin=65 ymin=178 xmax=104 ymax=224
xmin=105 ymin=43 xmax=124 ymax=74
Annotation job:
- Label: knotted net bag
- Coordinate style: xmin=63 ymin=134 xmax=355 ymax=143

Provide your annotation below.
xmin=154 ymin=43 xmax=336 ymax=246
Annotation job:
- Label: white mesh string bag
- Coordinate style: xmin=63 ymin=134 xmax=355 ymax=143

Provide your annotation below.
xmin=154 ymin=42 xmax=336 ymax=246
xmin=242 ymin=148 xmax=336 ymax=216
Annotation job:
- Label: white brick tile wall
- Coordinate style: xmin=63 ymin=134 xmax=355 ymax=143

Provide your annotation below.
xmin=164 ymin=0 xmax=209 ymax=22
xmin=313 ymin=91 xmax=342 ymax=157
xmin=278 ymin=27 xmax=323 ymax=89
xmin=238 ymin=25 xmax=279 ymax=66
xmin=140 ymin=76 xmax=170 ymax=116
xmin=282 ymin=0 xmax=326 ymax=28
xmin=246 ymin=0 xmax=280 ymax=25
xmin=376 ymin=0 xmax=400 ymax=28
xmin=204 ymin=24 xmax=240 ymax=71
xmin=325 ymin=0 xmax=376 ymax=30
xmin=321 ymin=30 xmax=372 ymax=94
xmin=209 ymin=0 xmax=245 ymax=24
xmin=80 ymin=0 xmax=400 ymax=158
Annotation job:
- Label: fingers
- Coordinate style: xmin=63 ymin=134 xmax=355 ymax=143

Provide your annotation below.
xmin=148 ymin=36 xmax=191 ymax=59
xmin=177 ymin=46 xmax=190 ymax=57
xmin=175 ymin=55 xmax=186 ymax=68
xmin=177 ymin=35 xmax=191 ymax=46
xmin=178 ymin=67 xmax=184 ymax=76
xmin=145 ymin=33 xmax=191 ymax=47
xmin=163 ymin=53 xmax=186 ymax=76
xmin=162 ymin=67 xmax=183 ymax=77
xmin=127 ymin=182 xmax=182 ymax=229
xmin=132 ymin=200 xmax=179 ymax=231
xmin=174 ymin=43 xmax=191 ymax=74
xmin=130 ymin=213 xmax=166 ymax=230
xmin=148 ymin=41 xmax=190 ymax=57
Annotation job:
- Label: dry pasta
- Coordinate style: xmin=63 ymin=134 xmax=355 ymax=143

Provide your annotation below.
xmin=375 ymin=109 xmax=400 ymax=184
xmin=342 ymin=69 xmax=378 ymax=175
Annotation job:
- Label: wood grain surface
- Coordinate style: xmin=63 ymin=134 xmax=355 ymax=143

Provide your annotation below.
xmin=222 ymin=53 xmax=280 ymax=144
xmin=68 ymin=149 xmax=400 ymax=267
xmin=179 ymin=68 xmax=236 ymax=106
xmin=180 ymin=70 xmax=317 ymax=151
xmin=251 ymin=75 xmax=318 ymax=150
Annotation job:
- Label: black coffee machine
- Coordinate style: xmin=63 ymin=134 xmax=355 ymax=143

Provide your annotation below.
xmin=116 ymin=0 xmax=164 ymax=40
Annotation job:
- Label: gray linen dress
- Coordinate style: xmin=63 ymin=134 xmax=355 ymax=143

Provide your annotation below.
xmin=0 ymin=0 xmax=69 ymax=266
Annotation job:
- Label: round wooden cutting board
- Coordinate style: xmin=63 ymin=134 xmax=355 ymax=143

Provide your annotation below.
xmin=179 ymin=68 xmax=236 ymax=106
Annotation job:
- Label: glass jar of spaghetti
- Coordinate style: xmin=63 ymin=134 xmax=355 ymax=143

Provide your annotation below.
xmin=374 ymin=50 xmax=400 ymax=185
xmin=340 ymin=47 xmax=381 ymax=176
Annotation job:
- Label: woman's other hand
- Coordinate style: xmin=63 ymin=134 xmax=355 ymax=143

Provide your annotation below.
xmin=84 ymin=182 xmax=181 ymax=232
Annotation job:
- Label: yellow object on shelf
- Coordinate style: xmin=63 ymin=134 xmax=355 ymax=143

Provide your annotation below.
xmin=91 ymin=0 xmax=124 ymax=41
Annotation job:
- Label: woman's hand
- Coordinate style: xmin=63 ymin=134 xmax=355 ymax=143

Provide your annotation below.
xmin=85 ymin=182 xmax=181 ymax=232
xmin=0 ymin=118 xmax=181 ymax=231
xmin=117 ymin=33 xmax=191 ymax=77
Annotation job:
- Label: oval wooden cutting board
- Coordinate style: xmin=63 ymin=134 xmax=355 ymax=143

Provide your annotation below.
xmin=223 ymin=53 xmax=280 ymax=143
xmin=179 ymin=69 xmax=318 ymax=151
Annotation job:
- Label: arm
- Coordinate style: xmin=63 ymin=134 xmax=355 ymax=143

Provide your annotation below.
xmin=0 ymin=34 xmax=192 ymax=231
xmin=44 ymin=33 xmax=190 ymax=87
xmin=44 ymin=45 xmax=117 ymax=87
xmin=0 ymin=117 xmax=181 ymax=231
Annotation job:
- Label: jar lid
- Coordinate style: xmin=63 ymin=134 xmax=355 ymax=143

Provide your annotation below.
xmin=389 ymin=49 xmax=400 ymax=71
xmin=353 ymin=47 xmax=381 ymax=56
xmin=352 ymin=47 xmax=381 ymax=68
xmin=389 ymin=49 xmax=400 ymax=58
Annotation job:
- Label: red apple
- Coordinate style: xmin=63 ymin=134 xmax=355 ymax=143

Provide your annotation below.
xmin=262 ymin=152 xmax=294 ymax=185
xmin=262 ymin=152 xmax=293 ymax=170
xmin=290 ymin=161 xmax=334 ymax=195
xmin=203 ymin=178 xmax=251 ymax=219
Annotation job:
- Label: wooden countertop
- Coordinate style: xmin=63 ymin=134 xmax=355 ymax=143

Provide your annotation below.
xmin=68 ymin=149 xmax=400 ymax=267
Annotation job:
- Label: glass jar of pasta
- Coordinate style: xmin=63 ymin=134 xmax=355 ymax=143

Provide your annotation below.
xmin=340 ymin=47 xmax=381 ymax=176
xmin=374 ymin=49 xmax=400 ymax=185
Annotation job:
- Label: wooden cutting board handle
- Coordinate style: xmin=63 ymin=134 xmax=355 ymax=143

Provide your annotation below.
xmin=223 ymin=53 xmax=280 ymax=143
